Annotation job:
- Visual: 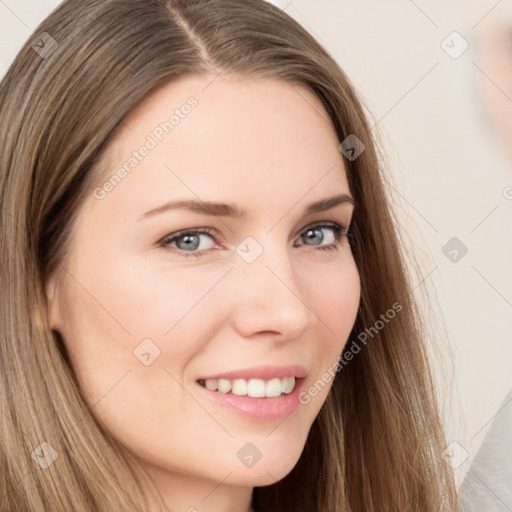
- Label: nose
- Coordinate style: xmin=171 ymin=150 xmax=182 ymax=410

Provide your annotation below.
xmin=228 ymin=242 xmax=313 ymax=341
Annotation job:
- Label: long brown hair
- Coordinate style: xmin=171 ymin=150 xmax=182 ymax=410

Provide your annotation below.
xmin=0 ymin=0 xmax=458 ymax=510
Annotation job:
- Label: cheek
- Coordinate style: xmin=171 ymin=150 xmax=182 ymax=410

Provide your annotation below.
xmin=101 ymin=259 xmax=231 ymax=360
xmin=53 ymin=254 xmax=215 ymax=400
xmin=321 ymin=271 xmax=360 ymax=333
xmin=300 ymin=257 xmax=360 ymax=404
xmin=52 ymin=258 xmax=221 ymax=450
xmin=71 ymin=252 xmax=220 ymax=341
xmin=308 ymin=255 xmax=361 ymax=343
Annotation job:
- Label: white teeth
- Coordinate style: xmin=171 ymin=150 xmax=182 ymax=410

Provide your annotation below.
xmin=248 ymin=378 xmax=266 ymax=397
xmin=266 ymin=378 xmax=282 ymax=397
xmin=232 ymin=379 xmax=248 ymax=396
xmin=205 ymin=379 xmax=218 ymax=391
xmin=200 ymin=377 xmax=296 ymax=397
xmin=217 ymin=379 xmax=232 ymax=394
xmin=282 ymin=377 xmax=295 ymax=394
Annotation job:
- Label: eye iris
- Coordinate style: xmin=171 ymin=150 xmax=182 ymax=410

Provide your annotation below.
xmin=177 ymin=234 xmax=200 ymax=251
xmin=304 ymin=228 xmax=323 ymax=245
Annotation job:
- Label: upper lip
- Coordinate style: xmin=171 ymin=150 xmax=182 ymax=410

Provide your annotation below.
xmin=198 ymin=364 xmax=307 ymax=381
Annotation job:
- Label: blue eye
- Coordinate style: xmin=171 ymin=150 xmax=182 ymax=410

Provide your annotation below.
xmin=295 ymin=223 xmax=350 ymax=251
xmin=160 ymin=227 xmax=219 ymax=257
xmin=160 ymin=222 xmax=351 ymax=258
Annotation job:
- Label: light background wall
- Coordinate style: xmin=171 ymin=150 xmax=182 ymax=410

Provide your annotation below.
xmin=1 ymin=0 xmax=511 ymax=488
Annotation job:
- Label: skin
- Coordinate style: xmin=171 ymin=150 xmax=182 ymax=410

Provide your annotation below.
xmin=46 ymin=74 xmax=361 ymax=512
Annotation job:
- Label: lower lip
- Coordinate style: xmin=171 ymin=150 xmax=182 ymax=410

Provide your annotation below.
xmin=195 ymin=378 xmax=306 ymax=420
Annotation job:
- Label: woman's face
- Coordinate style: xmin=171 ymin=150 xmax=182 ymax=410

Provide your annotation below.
xmin=47 ymin=74 xmax=360 ymax=506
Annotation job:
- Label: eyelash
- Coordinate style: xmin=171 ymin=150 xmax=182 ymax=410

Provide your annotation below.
xmin=159 ymin=222 xmax=352 ymax=259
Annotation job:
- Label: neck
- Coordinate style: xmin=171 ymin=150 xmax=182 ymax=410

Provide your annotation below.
xmin=135 ymin=461 xmax=255 ymax=512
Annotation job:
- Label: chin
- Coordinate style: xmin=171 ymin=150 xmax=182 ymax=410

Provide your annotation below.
xmin=226 ymin=448 xmax=303 ymax=487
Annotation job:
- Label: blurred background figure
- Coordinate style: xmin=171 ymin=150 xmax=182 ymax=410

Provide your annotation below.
xmin=474 ymin=16 xmax=512 ymax=163
xmin=458 ymin=12 xmax=512 ymax=511
xmin=459 ymin=388 xmax=512 ymax=511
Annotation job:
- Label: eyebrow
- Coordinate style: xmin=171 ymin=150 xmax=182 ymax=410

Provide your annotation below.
xmin=138 ymin=193 xmax=355 ymax=222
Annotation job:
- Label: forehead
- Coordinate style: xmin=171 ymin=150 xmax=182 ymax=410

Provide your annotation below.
xmin=90 ymin=74 xmax=350 ymax=218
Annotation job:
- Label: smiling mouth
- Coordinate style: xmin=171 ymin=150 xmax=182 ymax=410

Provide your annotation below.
xmin=197 ymin=377 xmax=297 ymax=398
